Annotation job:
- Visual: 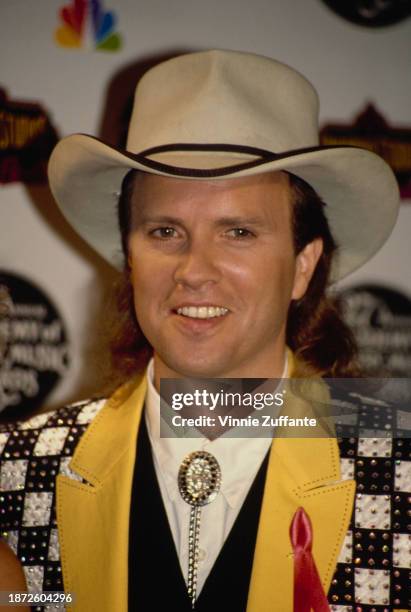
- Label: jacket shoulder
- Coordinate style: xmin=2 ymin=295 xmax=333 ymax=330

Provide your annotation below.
xmin=0 ymin=398 xmax=106 ymax=595
xmin=0 ymin=398 xmax=107 ymax=479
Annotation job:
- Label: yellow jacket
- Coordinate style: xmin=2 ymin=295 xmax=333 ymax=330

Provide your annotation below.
xmin=56 ymin=372 xmax=361 ymax=611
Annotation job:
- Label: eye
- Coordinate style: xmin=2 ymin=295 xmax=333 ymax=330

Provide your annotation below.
xmin=226 ymin=228 xmax=255 ymax=239
xmin=150 ymin=227 xmax=178 ymax=239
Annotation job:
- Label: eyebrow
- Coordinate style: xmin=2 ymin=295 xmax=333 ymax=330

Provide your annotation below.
xmin=136 ymin=214 xmax=185 ymax=225
xmin=214 ymin=216 xmax=266 ymax=228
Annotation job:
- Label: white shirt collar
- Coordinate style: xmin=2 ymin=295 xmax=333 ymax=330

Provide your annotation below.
xmin=144 ymin=356 xmax=288 ymax=508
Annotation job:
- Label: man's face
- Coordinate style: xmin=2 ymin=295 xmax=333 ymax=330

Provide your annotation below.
xmin=128 ymin=171 xmax=321 ymax=384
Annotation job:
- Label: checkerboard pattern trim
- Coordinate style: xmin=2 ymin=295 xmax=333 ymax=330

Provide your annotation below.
xmin=1 ymin=399 xmax=105 ymax=611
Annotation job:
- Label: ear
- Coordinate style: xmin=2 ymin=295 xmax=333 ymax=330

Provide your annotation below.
xmin=291 ymin=238 xmax=323 ymax=301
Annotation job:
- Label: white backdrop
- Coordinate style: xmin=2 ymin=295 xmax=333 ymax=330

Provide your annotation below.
xmin=1 ymin=0 xmax=410 ymax=407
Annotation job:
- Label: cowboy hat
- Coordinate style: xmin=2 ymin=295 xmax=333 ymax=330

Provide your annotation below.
xmin=48 ymin=49 xmax=399 ymax=280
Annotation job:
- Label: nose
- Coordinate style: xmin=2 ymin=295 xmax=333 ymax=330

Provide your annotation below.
xmin=174 ymin=240 xmax=221 ymax=290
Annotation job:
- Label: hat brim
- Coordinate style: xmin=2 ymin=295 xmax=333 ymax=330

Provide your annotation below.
xmin=48 ymin=134 xmax=399 ymax=281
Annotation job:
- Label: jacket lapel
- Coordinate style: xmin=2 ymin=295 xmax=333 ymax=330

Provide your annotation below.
xmin=247 ymin=380 xmax=356 ymax=611
xmin=56 ymin=376 xmax=147 ymax=612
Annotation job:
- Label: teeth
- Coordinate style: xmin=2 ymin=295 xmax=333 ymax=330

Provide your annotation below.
xmin=177 ymin=306 xmax=228 ymax=319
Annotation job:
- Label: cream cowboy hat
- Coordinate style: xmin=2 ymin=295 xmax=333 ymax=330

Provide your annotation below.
xmin=48 ymin=49 xmax=399 ymax=280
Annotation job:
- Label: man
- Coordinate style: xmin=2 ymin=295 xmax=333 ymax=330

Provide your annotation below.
xmin=1 ymin=50 xmax=408 ymax=611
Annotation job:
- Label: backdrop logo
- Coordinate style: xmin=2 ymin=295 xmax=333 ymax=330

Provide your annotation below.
xmin=0 ymin=89 xmax=58 ymax=184
xmin=55 ymin=0 xmax=122 ymax=52
xmin=0 ymin=272 xmax=70 ymax=420
xmin=320 ymin=0 xmax=411 ymax=28
xmin=321 ymin=104 xmax=411 ymax=200
xmin=340 ymin=284 xmax=411 ymax=376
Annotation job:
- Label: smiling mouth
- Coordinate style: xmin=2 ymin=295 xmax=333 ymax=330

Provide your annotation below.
xmin=176 ymin=306 xmax=229 ymax=319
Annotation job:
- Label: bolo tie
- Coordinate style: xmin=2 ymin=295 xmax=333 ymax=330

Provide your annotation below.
xmin=178 ymin=450 xmax=222 ymax=608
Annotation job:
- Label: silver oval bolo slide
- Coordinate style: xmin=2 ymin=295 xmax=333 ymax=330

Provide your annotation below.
xmin=178 ymin=450 xmax=222 ymax=608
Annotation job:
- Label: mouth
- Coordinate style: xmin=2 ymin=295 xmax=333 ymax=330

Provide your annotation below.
xmin=171 ymin=305 xmax=230 ymax=334
xmin=175 ymin=306 xmax=229 ymax=319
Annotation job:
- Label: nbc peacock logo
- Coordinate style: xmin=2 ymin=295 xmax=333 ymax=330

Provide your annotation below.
xmin=55 ymin=0 xmax=122 ymax=52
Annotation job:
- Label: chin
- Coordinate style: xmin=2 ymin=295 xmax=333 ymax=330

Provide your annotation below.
xmin=163 ymin=354 xmax=230 ymax=379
